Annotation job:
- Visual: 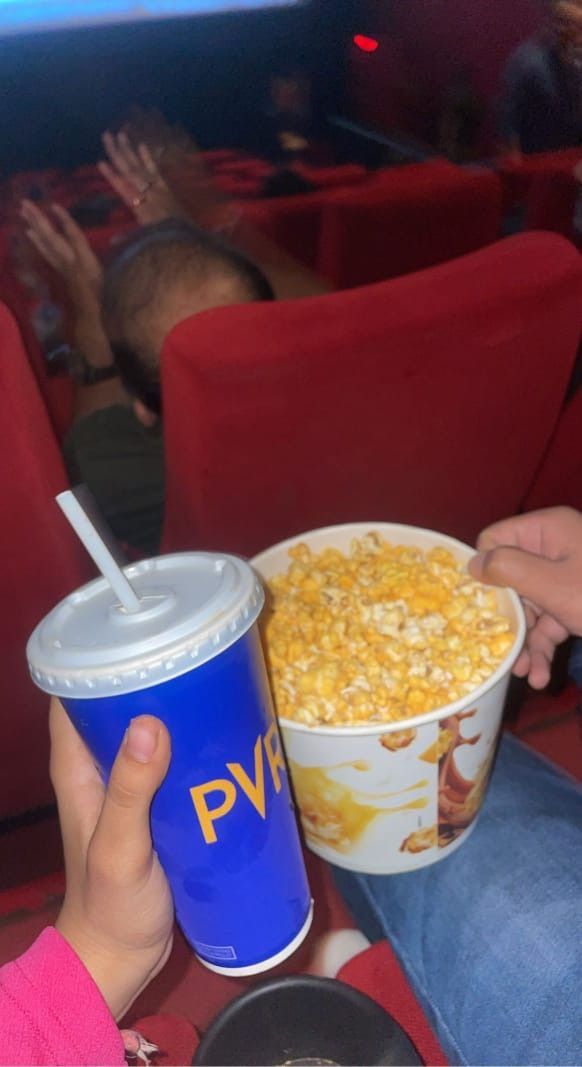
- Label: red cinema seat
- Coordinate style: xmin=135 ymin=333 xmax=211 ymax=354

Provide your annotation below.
xmin=85 ymin=220 xmax=138 ymax=259
xmin=496 ymin=148 xmax=582 ymax=211
xmin=213 ymin=158 xmax=273 ymax=180
xmin=241 ymin=189 xmax=333 ymax=269
xmin=0 ymin=303 xmax=91 ymax=819
xmin=200 ymin=149 xmax=242 ymax=167
xmin=0 ymin=270 xmax=74 ymax=440
xmin=318 ymin=161 xmax=503 ymax=289
xmin=523 ymin=171 xmax=579 ymax=239
xmin=523 ymin=389 xmax=582 ymax=513
xmin=213 ymin=174 xmax=263 ymax=199
xmin=294 ymin=163 xmax=368 ymax=189
xmin=161 ymin=232 xmax=582 ymax=558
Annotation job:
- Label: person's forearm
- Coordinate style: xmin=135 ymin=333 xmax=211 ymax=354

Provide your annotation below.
xmin=73 ymin=305 xmax=114 ymax=368
xmin=70 ymin=302 xmax=126 ymax=419
xmin=227 ymin=216 xmax=332 ymax=300
xmin=163 ymin=166 xmax=332 ymax=300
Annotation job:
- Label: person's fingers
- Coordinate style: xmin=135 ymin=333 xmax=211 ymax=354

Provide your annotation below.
xmin=138 ymin=142 xmax=163 ymax=182
xmin=51 ymin=204 xmax=102 ymax=281
xmin=21 ymin=201 xmax=74 ymax=268
xmin=102 ymin=129 xmax=129 ymax=176
xmin=49 ymin=699 xmax=104 ymax=872
xmin=523 ymin=602 xmax=538 ymax=631
xmin=512 ymin=648 xmax=531 ymax=678
xmin=527 ymin=647 xmax=552 ymax=690
xmin=21 ymin=200 xmax=60 ymax=243
xmin=476 ymin=507 xmax=580 ymax=557
xmin=51 ymin=203 xmax=89 ymax=249
xmin=117 ymin=130 xmax=146 ymax=182
xmin=25 ymin=229 xmax=62 ymax=271
xmin=90 ymin=717 xmax=171 ymax=883
xmin=20 ymin=197 xmax=49 ymax=221
xmin=97 ymin=160 xmax=136 ymax=206
xmin=103 ymin=130 xmax=145 ymax=188
xmin=476 ymin=513 xmax=545 ymax=556
xmin=527 ymin=614 xmax=569 ymax=684
xmin=469 ymin=545 xmax=562 ymax=607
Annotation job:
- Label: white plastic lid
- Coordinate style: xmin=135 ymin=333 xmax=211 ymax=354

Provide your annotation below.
xmin=27 ymin=552 xmax=264 ymax=699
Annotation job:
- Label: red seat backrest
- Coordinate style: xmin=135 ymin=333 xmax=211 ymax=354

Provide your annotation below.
xmin=0 ymin=303 xmax=91 ymax=819
xmin=241 ymin=189 xmax=334 ymax=270
xmin=294 ymin=163 xmax=368 ymax=190
xmin=524 ymin=171 xmax=579 ymax=240
xmin=523 ymin=389 xmax=582 ymax=513
xmin=200 ymin=149 xmax=242 ymax=167
xmin=0 ymin=269 xmax=74 ymax=440
xmin=318 ymin=161 xmax=503 ymax=290
xmin=161 ymin=232 xmax=582 ymax=559
xmin=496 ymin=148 xmax=582 ymax=208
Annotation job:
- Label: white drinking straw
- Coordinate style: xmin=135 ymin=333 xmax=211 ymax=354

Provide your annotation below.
xmin=57 ymin=489 xmax=142 ymax=614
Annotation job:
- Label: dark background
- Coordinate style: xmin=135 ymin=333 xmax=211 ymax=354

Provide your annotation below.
xmin=0 ymin=0 xmax=353 ymax=173
xmin=0 ymin=0 xmax=546 ymax=174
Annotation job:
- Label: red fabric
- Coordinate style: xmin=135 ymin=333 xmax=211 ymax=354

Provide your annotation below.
xmin=339 ymin=942 xmax=447 ymax=1065
xmin=0 ymin=874 xmax=65 ymax=920
xmin=0 ymin=269 xmax=74 ymax=439
xmin=0 ymin=303 xmax=91 ymax=817
xmin=200 ymin=149 xmax=243 ymax=167
xmin=161 ymin=232 xmax=582 ymax=558
xmin=523 ymin=171 xmax=579 ymax=239
xmin=496 ymin=148 xmax=582 ymax=209
xmin=213 ymin=158 xmax=273 ymax=179
xmin=0 ymin=927 xmax=124 ymax=1066
xmin=214 ymin=175 xmax=263 ymax=198
xmin=294 ymin=163 xmax=368 ymax=189
xmin=509 ymin=684 xmax=582 ymax=780
xmin=130 ymin=1014 xmax=199 ymax=1066
xmin=86 ymin=220 xmax=138 ymax=260
xmin=349 ymin=0 xmax=542 ymax=154
xmin=241 ymin=189 xmax=332 ymax=268
xmin=318 ymin=162 xmax=502 ymax=289
xmin=523 ymin=390 xmax=582 ymax=513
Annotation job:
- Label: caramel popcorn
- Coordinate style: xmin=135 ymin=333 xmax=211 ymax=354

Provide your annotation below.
xmin=264 ymin=533 xmax=515 ymax=727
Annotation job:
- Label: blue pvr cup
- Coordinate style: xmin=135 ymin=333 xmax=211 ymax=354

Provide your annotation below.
xmin=27 ymin=553 xmax=313 ymax=975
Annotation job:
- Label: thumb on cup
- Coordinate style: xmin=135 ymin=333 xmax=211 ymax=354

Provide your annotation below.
xmin=92 ymin=717 xmax=171 ymax=878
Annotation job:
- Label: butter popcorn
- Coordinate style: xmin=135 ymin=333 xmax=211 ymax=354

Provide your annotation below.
xmin=264 ymin=533 xmax=515 ymax=727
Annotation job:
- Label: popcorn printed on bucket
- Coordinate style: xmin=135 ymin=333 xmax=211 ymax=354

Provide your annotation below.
xmin=264 ymin=533 xmax=515 ymax=727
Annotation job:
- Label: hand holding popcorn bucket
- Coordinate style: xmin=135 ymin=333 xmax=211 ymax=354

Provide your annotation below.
xmin=252 ymin=523 xmax=526 ymax=875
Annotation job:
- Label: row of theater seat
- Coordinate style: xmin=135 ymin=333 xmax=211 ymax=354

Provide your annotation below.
xmin=1 ymin=231 xmax=581 ymax=821
xmin=242 ymin=160 xmax=503 ymax=287
xmin=1 ymin=145 xmax=579 ymax=289
xmin=2 ymin=142 xmax=580 ymax=214
xmin=0 ymin=148 xmax=580 ymax=446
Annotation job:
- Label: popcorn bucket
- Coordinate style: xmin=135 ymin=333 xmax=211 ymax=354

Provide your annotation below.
xmin=252 ymin=523 xmax=526 ymax=875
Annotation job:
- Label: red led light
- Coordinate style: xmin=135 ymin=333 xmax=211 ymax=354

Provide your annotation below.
xmin=353 ymin=34 xmax=379 ymax=53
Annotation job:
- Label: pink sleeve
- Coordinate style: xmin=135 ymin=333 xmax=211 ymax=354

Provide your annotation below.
xmin=0 ymin=926 xmax=125 ymax=1066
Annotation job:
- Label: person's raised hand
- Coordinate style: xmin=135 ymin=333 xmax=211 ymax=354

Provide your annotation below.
xmin=98 ymin=129 xmax=185 ymax=226
xmin=50 ymin=698 xmax=174 ymax=1020
xmin=20 ymin=200 xmax=102 ymax=304
xmin=469 ymin=507 xmax=582 ymax=689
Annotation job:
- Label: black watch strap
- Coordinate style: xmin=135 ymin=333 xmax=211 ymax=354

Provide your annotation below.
xmin=80 ymin=362 xmax=119 ymax=386
xmin=67 ymin=348 xmax=118 ymax=386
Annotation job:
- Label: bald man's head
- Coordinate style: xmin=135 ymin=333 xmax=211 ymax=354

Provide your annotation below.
xmin=102 ymin=219 xmax=274 ymax=414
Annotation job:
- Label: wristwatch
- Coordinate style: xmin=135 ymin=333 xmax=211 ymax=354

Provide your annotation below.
xmin=66 ymin=347 xmax=119 ymax=387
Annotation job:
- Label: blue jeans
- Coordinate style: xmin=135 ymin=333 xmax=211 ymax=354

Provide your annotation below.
xmin=333 ymin=734 xmax=582 ymax=1066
